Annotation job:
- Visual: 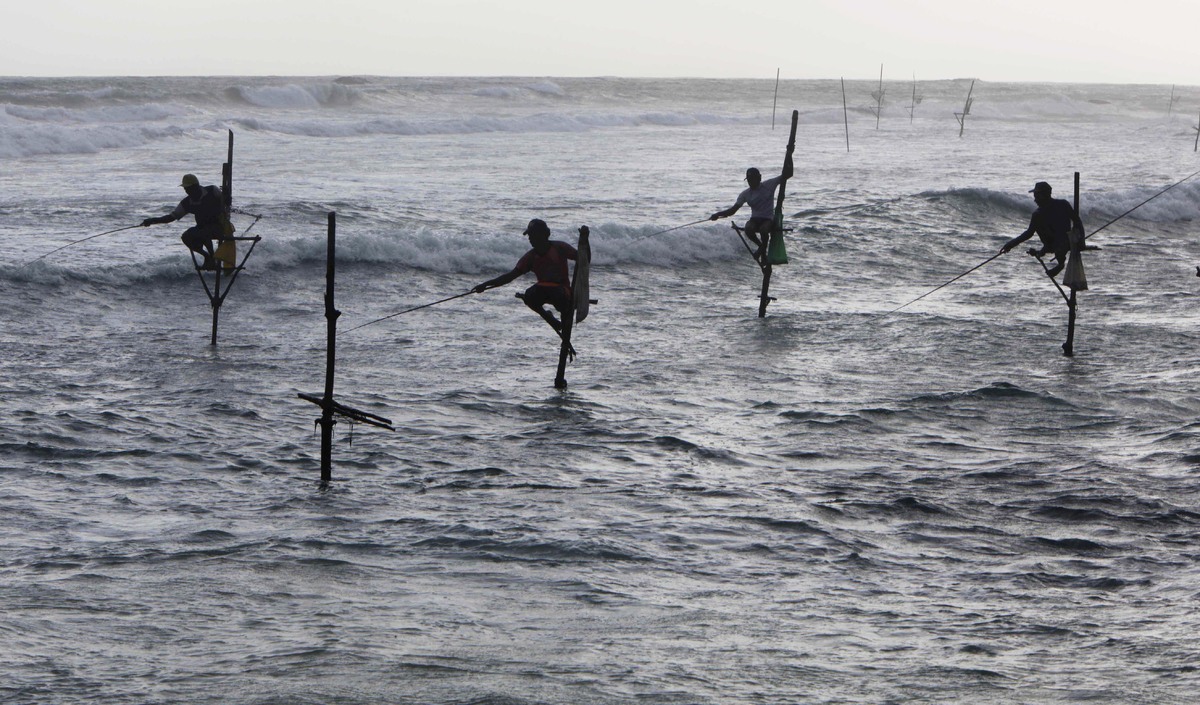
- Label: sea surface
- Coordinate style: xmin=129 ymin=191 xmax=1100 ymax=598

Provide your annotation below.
xmin=3 ymin=76 xmax=1200 ymax=704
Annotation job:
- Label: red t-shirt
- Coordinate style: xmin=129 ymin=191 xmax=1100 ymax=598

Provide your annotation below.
xmin=515 ymin=241 xmax=577 ymax=286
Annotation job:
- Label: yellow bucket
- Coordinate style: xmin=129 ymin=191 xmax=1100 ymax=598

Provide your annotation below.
xmin=215 ymin=240 xmax=237 ymax=271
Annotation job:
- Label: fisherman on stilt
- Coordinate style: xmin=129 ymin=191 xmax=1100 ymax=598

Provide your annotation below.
xmin=141 ymin=173 xmax=230 ymax=270
xmin=1000 ymin=181 xmax=1085 ymax=280
xmin=473 ymin=218 xmax=587 ymax=361
xmin=708 ymin=151 xmax=794 ymax=263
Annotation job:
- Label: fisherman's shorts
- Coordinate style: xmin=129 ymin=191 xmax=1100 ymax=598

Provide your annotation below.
xmin=523 ymin=283 xmax=571 ymax=315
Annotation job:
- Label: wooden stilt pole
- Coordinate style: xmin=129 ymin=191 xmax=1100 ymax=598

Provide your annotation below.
xmin=1193 ymin=110 xmax=1199 ymax=152
xmin=319 ymin=212 xmax=338 ymax=481
xmin=210 ymin=132 xmax=234 ymax=345
xmin=554 ymin=308 xmax=574 ymax=389
xmin=1063 ymin=172 xmax=1080 ymax=357
xmin=553 ymin=227 xmax=590 ymax=388
xmin=320 ymin=214 xmax=339 ymax=476
xmin=298 ymin=212 xmax=394 ymax=484
xmin=841 ymin=78 xmax=850 ymax=152
xmin=955 ymin=80 xmax=975 ymax=138
xmin=909 ymin=74 xmax=917 ymax=124
xmin=759 ymin=110 xmax=799 ymax=318
xmin=771 ymin=68 xmax=780 ymax=130
xmin=757 ymin=265 xmax=773 ymax=318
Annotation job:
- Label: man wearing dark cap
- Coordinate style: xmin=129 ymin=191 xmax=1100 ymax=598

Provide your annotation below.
xmin=474 ymin=218 xmax=586 ymax=335
xmin=140 ymin=173 xmax=225 ymax=270
xmin=1000 ymin=181 xmax=1085 ymax=278
xmin=708 ymin=152 xmax=794 ymax=261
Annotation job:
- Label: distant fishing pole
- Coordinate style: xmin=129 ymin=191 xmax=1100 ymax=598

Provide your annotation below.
xmin=342 ymin=290 xmax=475 ymax=334
xmin=633 ymin=218 xmax=711 ymax=241
xmin=20 ymin=224 xmax=140 ymax=268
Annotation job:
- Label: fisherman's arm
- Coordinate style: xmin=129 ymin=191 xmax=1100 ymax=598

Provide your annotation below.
xmin=1001 ymin=216 xmax=1038 ymax=253
xmin=141 ymin=203 xmax=186 ymax=227
xmin=710 ymin=198 xmax=744 ymax=221
xmin=473 ymin=268 xmax=523 ymax=293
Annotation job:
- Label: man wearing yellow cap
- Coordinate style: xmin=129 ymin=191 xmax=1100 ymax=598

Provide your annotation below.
xmin=141 ymin=174 xmax=224 ymax=270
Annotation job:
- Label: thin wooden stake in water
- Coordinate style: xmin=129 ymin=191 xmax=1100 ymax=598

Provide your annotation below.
xmin=210 ymin=130 xmax=233 ymax=345
xmin=318 ymin=212 xmax=338 ymax=479
xmin=954 ymin=80 xmax=975 ymax=138
xmin=908 ymin=74 xmax=918 ymax=124
xmin=771 ymin=68 xmax=780 ymax=130
xmin=1064 ymin=172 xmax=1080 ymax=357
xmin=1193 ymin=110 xmax=1199 ymax=152
xmin=298 ymin=212 xmax=394 ymax=485
xmin=871 ymin=64 xmax=884 ymax=130
xmin=841 ymin=78 xmax=850 ymax=152
xmin=1168 ymin=84 xmax=1178 ymax=117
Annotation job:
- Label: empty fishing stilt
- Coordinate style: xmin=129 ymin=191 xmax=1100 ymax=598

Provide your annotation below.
xmin=954 ymin=80 xmax=975 ymax=137
xmin=841 ymin=77 xmax=850 ymax=152
xmin=298 ymin=212 xmax=394 ymax=485
xmin=907 ymin=73 xmax=921 ymax=124
xmin=870 ymin=64 xmax=885 ymax=130
xmin=771 ymin=68 xmax=780 ymax=130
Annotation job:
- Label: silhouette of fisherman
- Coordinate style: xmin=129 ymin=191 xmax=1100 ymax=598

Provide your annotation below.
xmin=474 ymin=219 xmax=586 ymax=346
xmin=141 ymin=174 xmax=226 ymax=270
xmin=1001 ymin=181 xmax=1084 ymax=278
xmin=708 ymin=151 xmax=794 ymax=262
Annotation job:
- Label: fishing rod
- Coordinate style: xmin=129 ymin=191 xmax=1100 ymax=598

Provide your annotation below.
xmin=634 ymin=218 xmax=711 ymax=241
xmin=20 ymin=224 xmax=141 ymax=268
xmin=342 ymin=290 xmax=475 ymax=334
xmin=882 ymin=251 xmax=1003 ymax=317
xmin=1083 ymin=167 xmax=1200 ymax=242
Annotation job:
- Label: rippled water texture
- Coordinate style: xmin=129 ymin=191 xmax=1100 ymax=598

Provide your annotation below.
xmin=3 ymin=77 xmax=1200 ymax=704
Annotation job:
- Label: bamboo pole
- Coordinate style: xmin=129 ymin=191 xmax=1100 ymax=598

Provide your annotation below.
xmin=1064 ymin=172 xmax=1080 ymax=357
xmin=760 ymin=110 xmax=798 ymax=318
xmin=210 ymin=132 xmax=234 ymax=345
xmin=955 ymin=80 xmax=975 ymax=137
xmin=319 ymin=212 xmax=339 ymax=480
xmin=873 ymin=64 xmax=884 ymax=131
xmin=771 ymin=68 xmax=780 ymax=130
xmin=841 ymin=78 xmax=850 ymax=152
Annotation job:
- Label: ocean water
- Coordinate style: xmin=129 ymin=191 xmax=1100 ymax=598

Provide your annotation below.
xmin=3 ymin=76 xmax=1200 ymax=704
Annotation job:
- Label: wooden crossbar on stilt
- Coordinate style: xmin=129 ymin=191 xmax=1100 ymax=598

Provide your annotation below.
xmin=298 ymin=212 xmax=394 ymax=485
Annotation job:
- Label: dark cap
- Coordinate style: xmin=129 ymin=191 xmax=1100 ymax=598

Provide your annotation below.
xmin=523 ymin=218 xmax=550 ymax=238
xmin=1029 ymin=181 xmax=1052 ymax=194
xmin=745 ymin=167 xmax=761 ymax=181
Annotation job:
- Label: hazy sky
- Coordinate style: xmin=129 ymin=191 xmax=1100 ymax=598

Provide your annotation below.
xmin=3 ymin=0 xmax=1197 ymax=84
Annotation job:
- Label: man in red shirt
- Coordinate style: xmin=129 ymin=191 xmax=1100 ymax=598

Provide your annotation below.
xmin=474 ymin=218 xmax=585 ymax=334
